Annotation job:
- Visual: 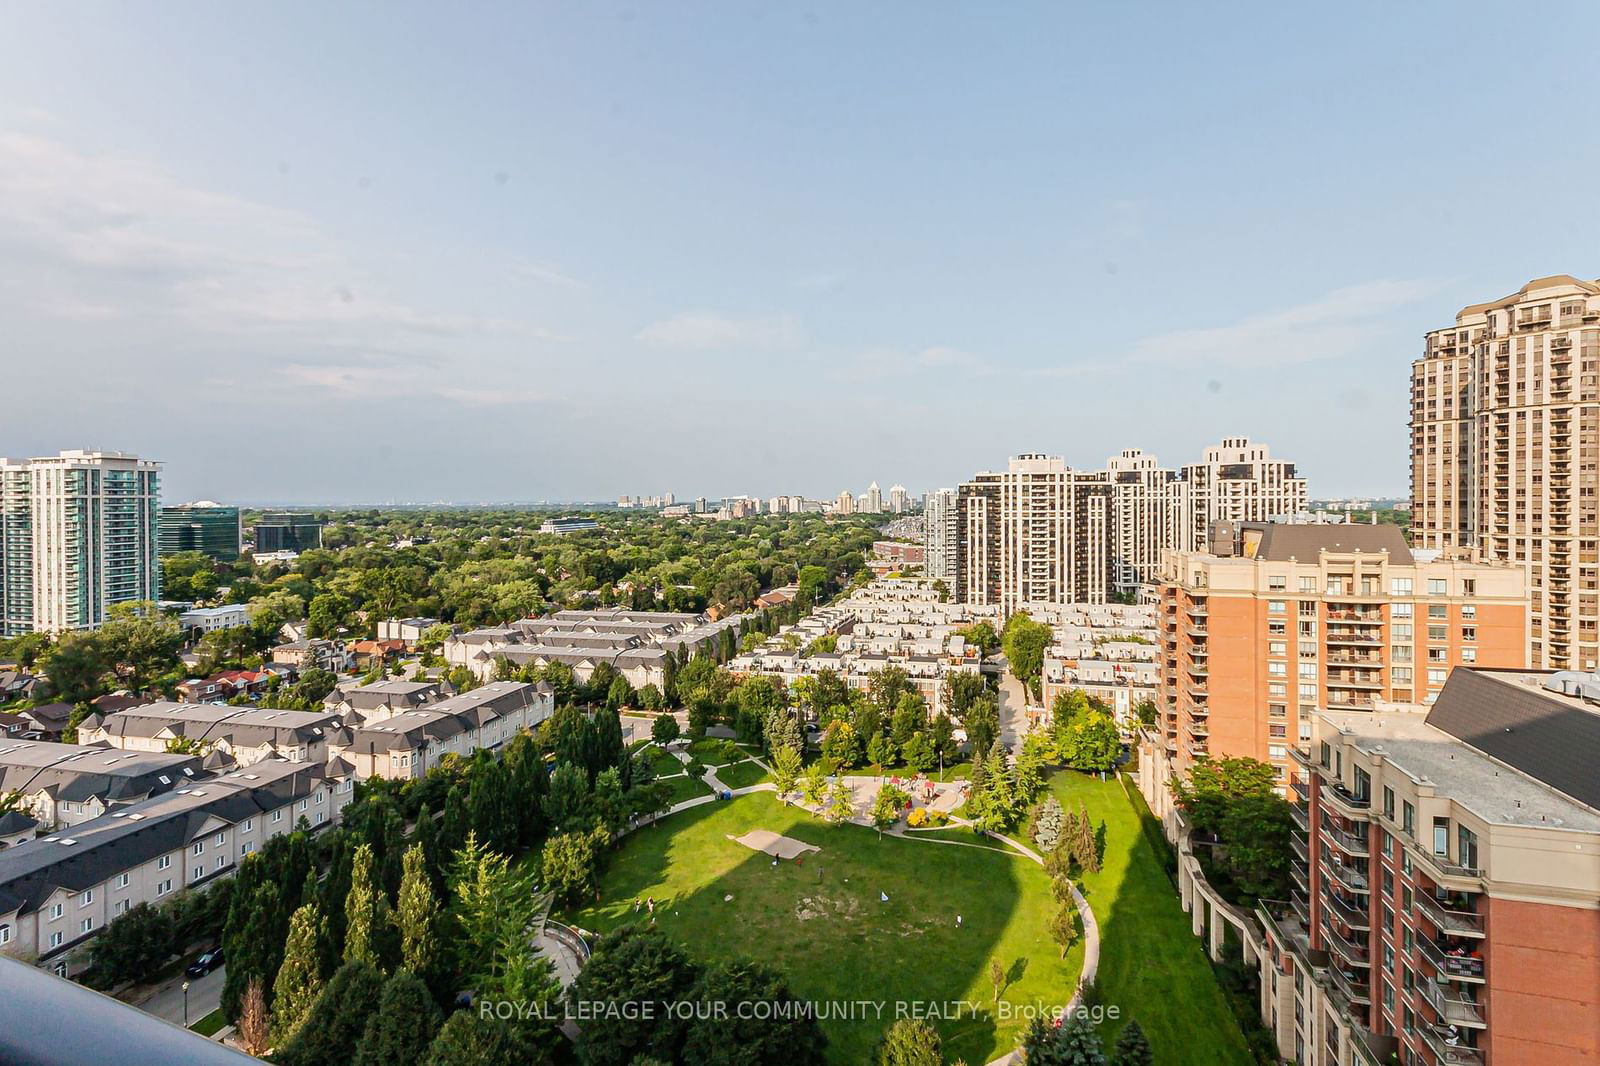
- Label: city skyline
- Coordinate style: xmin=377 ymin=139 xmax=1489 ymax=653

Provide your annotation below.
xmin=5 ymin=3 xmax=1600 ymax=501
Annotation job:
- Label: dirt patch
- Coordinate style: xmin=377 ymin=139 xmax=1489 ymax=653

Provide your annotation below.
xmin=730 ymin=829 xmax=821 ymax=860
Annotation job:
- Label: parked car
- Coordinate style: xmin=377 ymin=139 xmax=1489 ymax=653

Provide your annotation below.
xmin=185 ymin=949 xmax=224 ymax=978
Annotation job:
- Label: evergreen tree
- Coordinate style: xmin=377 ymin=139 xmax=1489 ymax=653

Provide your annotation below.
xmin=221 ymin=879 xmax=284 ymax=1022
xmin=276 ymin=959 xmax=385 ymax=1066
xmin=272 ymin=901 xmax=327 ymax=1048
xmin=353 ymin=970 xmax=443 ymax=1066
xmin=467 ymin=756 xmax=515 ymax=854
xmin=344 ymin=843 xmax=387 ymax=968
xmin=394 ymin=843 xmax=440 ymax=980
xmin=1033 ymin=795 xmax=1065 ymax=852
xmin=414 ymin=801 xmax=444 ymax=896
xmin=439 ymin=783 xmax=470 ymax=862
xmin=502 ymin=731 xmax=546 ymax=848
xmin=320 ymin=834 xmax=354 ymax=971
xmin=878 ymin=1017 xmax=942 ymax=1066
xmin=1111 ymin=1020 xmax=1154 ymax=1066
xmin=680 ymin=959 xmax=827 ymax=1065
xmin=421 ymin=1010 xmax=535 ymax=1066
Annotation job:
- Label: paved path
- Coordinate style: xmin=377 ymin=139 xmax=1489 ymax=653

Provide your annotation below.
xmin=130 ymin=962 xmax=224 ymax=1028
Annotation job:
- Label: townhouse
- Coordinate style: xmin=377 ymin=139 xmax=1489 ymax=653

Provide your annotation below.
xmin=0 ymin=758 xmax=350 ymax=977
xmin=327 ymin=680 xmax=553 ymax=781
xmin=77 ymin=703 xmax=342 ymax=767
xmin=0 ymin=741 xmax=206 ymax=829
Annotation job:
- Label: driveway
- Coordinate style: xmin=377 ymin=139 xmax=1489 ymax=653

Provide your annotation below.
xmin=133 ymin=963 xmax=224 ymax=1028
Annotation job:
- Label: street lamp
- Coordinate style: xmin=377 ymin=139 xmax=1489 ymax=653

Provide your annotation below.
xmin=182 ymin=980 xmax=190 ymax=1028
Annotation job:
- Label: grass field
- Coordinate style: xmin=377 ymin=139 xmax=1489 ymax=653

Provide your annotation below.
xmin=685 ymin=738 xmax=744 ymax=766
xmin=650 ymin=748 xmax=686 ymax=779
xmin=715 ymin=759 xmax=770 ymax=790
xmin=1046 ymin=771 xmax=1251 ymax=1064
xmin=660 ymin=774 xmax=714 ymax=806
xmin=567 ymin=792 xmax=1082 ymax=1065
xmin=190 ymin=1008 xmax=226 ymax=1036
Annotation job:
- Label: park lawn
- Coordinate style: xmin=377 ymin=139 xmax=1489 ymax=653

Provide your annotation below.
xmin=932 ymin=759 xmax=973 ymax=783
xmin=685 ymin=738 xmax=743 ymax=766
xmin=650 ymin=749 xmax=686 ymax=779
xmin=661 ymin=774 xmax=714 ymax=806
xmin=1046 ymin=771 xmax=1251 ymax=1064
xmin=567 ymin=792 xmax=1082 ymax=1066
xmin=715 ymin=759 xmax=770 ymax=790
xmin=190 ymin=1009 xmax=226 ymax=1036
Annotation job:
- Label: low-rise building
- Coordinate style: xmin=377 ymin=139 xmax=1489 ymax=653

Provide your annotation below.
xmin=0 ymin=758 xmax=350 ymax=978
xmin=270 ymin=639 xmax=347 ymax=673
xmin=328 ymin=681 xmax=553 ymax=780
xmin=77 ymin=704 xmax=342 ymax=767
xmin=177 ymin=605 xmax=251 ymax=634
xmin=376 ymin=617 xmax=442 ymax=646
xmin=0 ymin=741 xmax=206 ymax=830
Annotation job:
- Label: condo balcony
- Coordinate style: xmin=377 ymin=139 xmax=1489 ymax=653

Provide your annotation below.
xmin=1291 ymin=832 xmax=1309 ymax=863
xmin=1291 ymin=856 xmax=1309 ymax=891
xmin=1320 ymin=783 xmax=1373 ymax=819
xmin=1418 ymin=977 xmax=1487 ymax=1030
xmin=1320 ymin=817 xmax=1371 ymax=857
xmin=1288 ymin=744 xmax=1314 ymax=768
xmin=1324 ymin=857 xmax=1370 ymax=894
xmin=1289 ymin=802 xmax=1309 ymax=832
xmin=1327 ymin=672 xmax=1385 ymax=690
xmin=1414 ymin=847 xmax=1485 ymax=891
xmin=1289 ymin=890 xmax=1311 ymax=927
xmin=1419 ymin=1021 xmax=1485 ymax=1065
xmin=1329 ymin=964 xmax=1371 ymax=1006
xmin=1325 ymin=631 xmax=1383 ymax=646
xmin=1290 ymin=777 xmax=1311 ymax=803
xmin=1415 ymin=889 xmax=1485 ymax=938
xmin=1323 ymin=890 xmax=1370 ymax=931
xmin=1321 ymin=916 xmax=1371 ymax=967
xmin=1418 ymin=937 xmax=1486 ymax=984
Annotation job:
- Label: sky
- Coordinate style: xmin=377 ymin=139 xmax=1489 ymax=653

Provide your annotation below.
xmin=3 ymin=2 xmax=1599 ymax=504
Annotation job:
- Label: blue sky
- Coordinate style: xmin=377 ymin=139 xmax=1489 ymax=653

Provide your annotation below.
xmin=2 ymin=2 xmax=1597 ymax=503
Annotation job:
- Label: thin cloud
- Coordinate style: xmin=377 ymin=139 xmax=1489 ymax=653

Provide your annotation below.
xmin=833 ymin=345 xmax=993 ymax=383
xmin=1131 ymin=279 xmax=1444 ymax=368
xmin=635 ymin=311 xmax=802 ymax=351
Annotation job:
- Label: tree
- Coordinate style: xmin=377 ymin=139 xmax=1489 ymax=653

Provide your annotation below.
xmin=680 ymin=959 xmax=827 ymax=1065
xmin=651 ymin=712 xmax=681 ymax=746
xmin=869 ymin=788 xmax=901 ymax=836
xmin=222 ymin=877 xmax=286 ymax=1021
xmin=1061 ymin=711 xmax=1120 ymax=773
xmin=42 ymin=631 xmax=109 ymax=706
xmin=542 ymin=827 xmax=605 ymax=905
xmin=799 ymin=760 xmax=829 ymax=806
xmin=1016 ymin=732 xmax=1049 ymax=801
xmin=1033 ymin=795 xmax=1065 ymax=852
xmin=97 ymin=602 xmax=182 ymax=690
xmin=276 ymin=959 xmax=386 ymax=1066
xmin=771 ymin=744 xmax=803 ymax=801
xmin=1171 ymin=757 xmax=1280 ymax=836
xmin=421 ymin=1011 xmax=537 ymax=1066
xmin=964 ymin=696 xmax=1000 ymax=760
xmin=238 ymin=977 xmax=272 ymax=1057
xmin=568 ymin=926 xmax=701 ymax=1066
xmin=344 ymin=843 xmax=389 ymax=969
xmin=955 ymin=621 xmax=999 ymax=660
xmin=447 ymin=835 xmax=561 ymax=1017
xmin=900 ymin=731 xmax=935 ymax=773
xmin=1111 ymin=1020 xmax=1154 ymax=1066
xmin=821 ymin=719 xmax=862 ymax=768
xmin=989 ymin=957 xmax=1006 ymax=1004
xmin=824 ymin=778 xmax=855 ymax=824
xmin=273 ymin=902 xmax=328 ymax=1048
xmin=393 ymin=844 xmax=440 ymax=979
xmin=1021 ymin=1011 xmax=1108 ymax=1066
xmin=1215 ymin=791 xmax=1296 ymax=902
xmin=353 ymin=970 xmax=443 ymax=1066
xmin=1001 ymin=611 xmax=1052 ymax=703
xmin=866 ymin=733 xmax=896 ymax=775
xmin=878 ymin=1017 xmax=942 ymax=1066
xmin=1048 ymin=897 xmax=1080 ymax=958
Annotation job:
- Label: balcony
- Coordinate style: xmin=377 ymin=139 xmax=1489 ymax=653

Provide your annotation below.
xmin=1415 ymin=890 xmax=1485 ymax=938
xmin=1418 ymin=977 xmax=1487 ymax=1030
xmin=1413 ymin=847 xmax=1485 ymax=890
xmin=1419 ymin=1021 xmax=1485 ymax=1065
xmin=1291 ymin=856 xmax=1309 ymax=891
xmin=1289 ymin=802 xmax=1309 ymax=831
xmin=1325 ymin=631 xmax=1383 ymax=646
xmin=1321 ymin=784 xmax=1373 ymax=820
xmin=1324 ymin=890 xmax=1370 ymax=931
xmin=1288 ymin=744 xmax=1314 ymax=767
xmin=1329 ymin=964 xmax=1371 ymax=1005
xmin=1324 ymin=858 xmax=1370 ymax=894
xmin=1291 ymin=833 xmax=1309 ymax=863
xmin=1290 ymin=890 xmax=1311 ymax=926
xmin=1320 ymin=817 xmax=1371 ymax=857
xmin=1418 ymin=937 xmax=1486 ymax=983
xmin=1290 ymin=777 xmax=1311 ymax=803
xmin=1322 ymin=916 xmax=1370 ymax=967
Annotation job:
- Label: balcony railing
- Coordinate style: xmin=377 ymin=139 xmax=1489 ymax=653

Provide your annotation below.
xmin=1289 ymin=802 xmax=1308 ymax=831
xmin=1414 ymin=846 xmax=1485 ymax=889
xmin=1320 ymin=817 xmax=1371 ymax=857
xmin=1329 ymin=964 xmax=1371 ymax=1005
xmin=1321 ymin=916 xmax=1371 ymax=966
xmin=1415 ymin=891 xmax=1485 ymax=938
xmin=1289 ymin=778 xmax=1311 ymax=803
xmin=1324 ymin=890 xmax=1371 ymax=931
xmin=1290 ymin=890 xmax=1311 ymax=926
xmin=1291 ymin=833 xmax=1309 ymax=863
xmin=1418 ymin=977 xmax=1487 ymax=1029
xmin=1419 ymin=1021 xmax=1485 ymax=1065
xmin=1321 ymin=784 xmax=1372 ymax=819
xmin=1324 ymin=858 xmax=1370 ymax=893
xmin=1418 ymin=937 xmax=1486 ymax=983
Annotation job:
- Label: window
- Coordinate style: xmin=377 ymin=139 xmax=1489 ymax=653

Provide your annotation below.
xmin=157 ymin=855 xmax=171 ymax=870
xmin=1269 ymin=575 xmax=1286 ymax=591
xmin=216 ymin=856 xmax=226 ymax=870
xmin=1382 ymin=904 xmax=1394 ymax=933
xmin=192 ymin=841 xmax=204 ymax=856
xmin=1402 ymin=801 xmax=1415 ymax=834
xmin=315 ymin=791 xmax=325 ymax=804
xmin=79 ymin=890 xmax=92 ymax=907
xmin=1298 ymin=683 xmax=1317 ymax=701
xmin=1427 ymin=604 xmax=1447 ymax=619
xmin=1402 ymin=886 xmax=1412 ymax=913
xmin=1428 ymin=668 xmax=1448 ymax=685
xmin=49 ymin=931 xmax=63 ymax=949
xmin=1462 ymin=626 xmax=1476 ymax=642
xmin=1269 ymin=662 xmax=1287 ymax=677
xmin=297 ymin=799 xmax=308 ymax=812
xmin=80 ymin=918 xmax=93 ymax=934
xmin=1391 ymin=602 xmax=1413 ymax=618
xmin=1428 ymin=625 xmax=1448 ymax=642
xmin=1298 ymin=662 xmax=1318 ymax=679
xmin=1433 ymin=817 xmax=1450 ymax=856
xmin=272 ymin=810 xmax=284 ymax=823
xmin=115 ymin=873 xmax=129 ymax=889
xmin=241 ymin=818 xmax=253 ymax=833
xmin=1390 ymin=578 xmax=1413 ymax=596
xmin=1383 ymin=787 xmax=1395 ymax=819
xmin=1428 ymin=578 xmax=1447 ymax=595
xmin=1458 ymin=825 xmax=1480 ymax=871
xmin=1393 ymin=624 xmax=1413 ymax=641
xmin=0 ymin=925 xmax=10 ymax=945
xmin=115 ymin=899 xmax=130 ymax=916
xmin=1461 ymin=648 xmax=1476 ymax=663
xmin=1461 ymin=604 xmax=1476 ymax=619
xmin=215 ymin=832 xmax=226 ymax=847
xmin=1299 ymin=576 xmax=1317 ymax=593
xmin=156 ymin=879 xmax=172 ymax=896
xmin=1269 ymin=600 xmax=1286 ymax=614
xmin=49 ymin=903 xmax=63 ymax=921
xmin=241 ymin=841 xmax=255 ymax=856
xmin=1392 ymin=666 xmax=1413 ymax=684
xmin=1269 ymin=641 xmax=1287 ymax=657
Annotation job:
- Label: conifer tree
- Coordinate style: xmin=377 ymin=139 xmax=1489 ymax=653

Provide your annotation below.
xmin=393 ymin=843 xmax=439 ymax=978
xmin=344 ymin=843 xmax=387 ymax=968
xmin=273 ymin=901 xmax=327 ymax=1047
xmin=353 ymin=970 xmax=442 ymax=1066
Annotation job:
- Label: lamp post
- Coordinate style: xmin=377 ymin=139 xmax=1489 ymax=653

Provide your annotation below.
xmin=182 ymin=980 xmax=190 ymax=1028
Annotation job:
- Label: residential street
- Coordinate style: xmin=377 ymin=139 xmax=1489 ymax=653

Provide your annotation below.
xmin=132 ymin=963 xmax=224 ymax=1028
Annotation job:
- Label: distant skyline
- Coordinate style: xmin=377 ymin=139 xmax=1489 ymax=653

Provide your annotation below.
xmin=3 ymin=2 xmax=1598 ymax=503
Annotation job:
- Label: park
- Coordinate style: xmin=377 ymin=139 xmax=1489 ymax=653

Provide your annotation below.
xmin=563 ymin=762 xmax=1251 ymax=1065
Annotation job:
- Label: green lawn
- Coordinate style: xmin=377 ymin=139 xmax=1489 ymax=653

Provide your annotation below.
xmin=566 ymin=792 xmax=1081 ymax=1065
xmin=190 ymin=1008 xmax=226 ymax=1036
xmin=1046 ymin=771 xmax=1251 ymax=1064
xmin=661 ymin=774 xmax=714 ymax=806
xmin=715 ymin=759 xmax=770 ymax=790
xmin=650 ymin=748 xmax=686 ymax=779
xmin=685 ymin=738 xmax=743 ymax=766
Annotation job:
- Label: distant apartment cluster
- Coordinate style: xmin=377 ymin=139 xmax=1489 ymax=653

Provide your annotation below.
xmin=728 ymin=578 xmax=987 ymax=716
xmin=924 ymin=438 xmax=1307 ymax=612
xmin=444 ymin=607 xmax=748 ymax=690
xmin=1037 ymin=602 xmax=1159 ymax=725
xmin=830 ymin=482 xmax=912 ymax=516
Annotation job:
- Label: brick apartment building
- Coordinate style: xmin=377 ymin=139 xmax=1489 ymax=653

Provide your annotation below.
xmin=1261 ymin=668 xmax=1600 ymax=1066
xmin=1156 ymin=523 xmax=1526 ymax=786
